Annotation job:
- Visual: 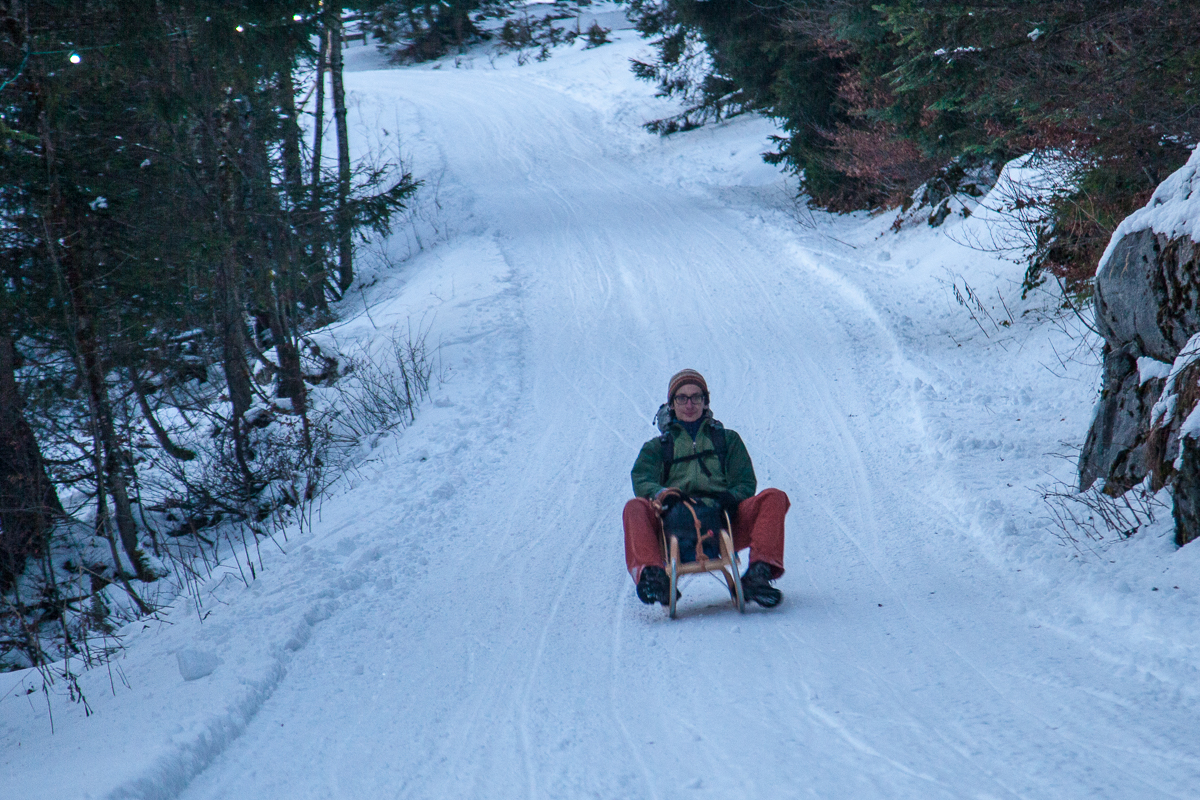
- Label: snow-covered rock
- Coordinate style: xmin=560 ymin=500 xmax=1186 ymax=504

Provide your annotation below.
xmin=1081 ymin=146 xmax=1200 ymax=544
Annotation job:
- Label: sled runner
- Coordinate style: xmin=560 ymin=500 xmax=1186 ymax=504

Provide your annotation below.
xmin=658 ymin=504 xmax=745 ymax=619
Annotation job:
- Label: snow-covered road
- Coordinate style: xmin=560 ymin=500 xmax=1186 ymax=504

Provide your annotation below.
xmin=5 ymin=25 xmax=1200 ymax=800
xmin=171 ymin=43 xmax=1200 ymax=800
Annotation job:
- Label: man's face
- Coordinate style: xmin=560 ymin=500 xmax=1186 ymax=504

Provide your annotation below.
xmin=672 ymin=385 xmax=707 ymax=423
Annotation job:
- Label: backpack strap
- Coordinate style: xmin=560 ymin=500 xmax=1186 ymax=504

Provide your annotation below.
xmin=659 ymin=420 xmax=729 ymax=485
xmin=709 ymin=422 xmax=728 ymax=477
xmin=660 ymin=433 xmax=674 ymax=486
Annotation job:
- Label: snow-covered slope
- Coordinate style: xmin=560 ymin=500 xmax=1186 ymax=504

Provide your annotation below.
xmin=4 ymin=21 xmax=1200 ymax=800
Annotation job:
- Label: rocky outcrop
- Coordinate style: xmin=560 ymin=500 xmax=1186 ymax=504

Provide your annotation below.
xmin=1077 ymin=339 xmax=1167 ymax=493
xmin=1079 ymin=148 xmax=1200 ymax=546
xmin=1094 ymin=230 xmax=1200 ymax=361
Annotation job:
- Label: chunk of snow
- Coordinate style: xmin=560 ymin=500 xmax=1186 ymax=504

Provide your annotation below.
xmin=932 ymin=46 xmax=980 ymax=58
xmin=1137 ymin=356 xmax=1172 ymax=385
xmin=1164 ymin=332 xmax=1200 ymax=385
xmin=89 ymin=196 xmax=108 ymax=210
xmin=1150 ymin=332 xmax=1200 ymax=426
xmin=1181 ymin=403 xmax=1200 ymax=442
xmin=1027 ymin=28 xmax=1044 ymax=41
xmin=176 ymin=649 xmax=221 ymax=681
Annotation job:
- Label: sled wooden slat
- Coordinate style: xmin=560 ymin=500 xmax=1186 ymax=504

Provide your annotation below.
xmin=658 ymin=511 xmax=745 ymax=618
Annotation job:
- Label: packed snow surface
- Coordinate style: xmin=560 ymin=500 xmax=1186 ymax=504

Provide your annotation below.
xmin=5 ymin=17 xmax=1200 ymax=800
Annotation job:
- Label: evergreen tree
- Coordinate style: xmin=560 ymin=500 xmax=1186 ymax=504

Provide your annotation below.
xmin=0 ymin=0 xmax=418 ymax=664
xmin=631 ymin=0 xmax=1200 ymax=278
xmin=367 ymin=0 xmax=492 ymax=62
xmin=860 ymin=0 xmax=1200 ymax=282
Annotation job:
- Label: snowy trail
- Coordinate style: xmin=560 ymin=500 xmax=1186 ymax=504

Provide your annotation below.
xmin=5 ymin=32 xmax=1200 ymax=800
xmin=166 ymin=60 xmax=1199 ymax=800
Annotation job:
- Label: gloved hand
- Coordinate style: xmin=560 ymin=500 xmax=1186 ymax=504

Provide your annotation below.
xmin=651 ymin=487 xmax=683 ymax=513
xmin=715 ymin=491 xmax=740 ymax=518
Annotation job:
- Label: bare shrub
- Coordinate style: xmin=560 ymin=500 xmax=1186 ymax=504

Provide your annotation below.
xmin=318 ymin=322 xmax=438 ymax=449
xmin=584 ymin=21 xmax=611 ymax=48
xmin=941 ymin=274 xmax=1015 ymax=341
xmin=1040 ymin=477 xmax=1168 ymax=555
xmin=1 ymin=323 xmax=437 ymax=692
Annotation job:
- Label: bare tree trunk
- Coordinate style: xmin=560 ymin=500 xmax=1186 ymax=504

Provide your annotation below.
xmin=36 ymin=112 xmax=152 ymax=585
xmin=328 ymin=6 xmax=354 ymax=295
xmin=42 ymin=222 xmax=153 ymax=607
xmin=62 ymin=256 xmax=151 ymax=582
xmin=267 ymin=299 xmax=311 ymax=452
xmin=218 ymin=241 xmax=256 ymax=483
xmin=279 ymin=65 xmax=305 ymax=205
xmin=216 ymin=103 xmax=257 ymax=488
xmin=130 ymin=369 xmax=196 ymax=461
xmin=269 ymin=307 xmax=304 ymax=404
xmin=305 ymin=28 xmax=332 ymax=310
xmin=245 ymin=106 xmax=313 ymax=453
xmin=311 ymin=29 xmax=327 ymax=205
xmin=280 ymin=57 xmax=328 ymax=312
xmin=0 ymin=330 xmax=63 ymax=590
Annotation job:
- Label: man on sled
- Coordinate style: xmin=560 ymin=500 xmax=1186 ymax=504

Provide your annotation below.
xmin=624 ymin=369 xmax=790 ymax=608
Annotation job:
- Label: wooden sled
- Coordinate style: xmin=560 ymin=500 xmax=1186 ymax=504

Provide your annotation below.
xmin=659 ymin=510 xmax=745 ymax=619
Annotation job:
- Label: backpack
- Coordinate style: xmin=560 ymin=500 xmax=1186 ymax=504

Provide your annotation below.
xmin=661 ymin=498 xmax=723 ymax=563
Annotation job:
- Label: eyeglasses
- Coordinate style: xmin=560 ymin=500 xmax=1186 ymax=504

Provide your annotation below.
xmin=673 ymin=393 xmax=706 ymax=407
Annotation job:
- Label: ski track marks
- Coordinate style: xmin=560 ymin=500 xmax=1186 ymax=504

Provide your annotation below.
xmin=4 ymin=30 xmax=1200 ymax=800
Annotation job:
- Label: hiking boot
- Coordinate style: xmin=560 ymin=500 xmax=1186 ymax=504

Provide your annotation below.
xmin=741 ymin=561 xmax=782 ymax=608
xmin=637 ymin=566 xmax=671 ymax=606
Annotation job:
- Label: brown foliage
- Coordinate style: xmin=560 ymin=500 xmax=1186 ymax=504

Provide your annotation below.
xmin=815 ymin=38 xmax=938 ymax=210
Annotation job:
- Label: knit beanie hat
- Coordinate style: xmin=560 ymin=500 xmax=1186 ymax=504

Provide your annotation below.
xmin=667 ymin=368 xmax=708 ymax=403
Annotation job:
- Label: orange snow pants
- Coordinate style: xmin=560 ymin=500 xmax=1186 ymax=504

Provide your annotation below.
xmin=624 ymin=488 xmax=789 ymax=584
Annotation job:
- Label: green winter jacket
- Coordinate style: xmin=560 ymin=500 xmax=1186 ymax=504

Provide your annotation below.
xmin=631 ymin=412 xmax=757 ymax=505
